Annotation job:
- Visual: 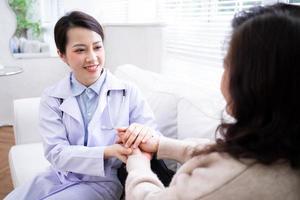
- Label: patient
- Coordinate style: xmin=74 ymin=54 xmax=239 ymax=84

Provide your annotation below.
xmin=118 ymin=3 xmax=300 ymax=200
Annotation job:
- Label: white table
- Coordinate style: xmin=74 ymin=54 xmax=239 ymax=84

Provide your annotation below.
xmin=0 ymin=65 xmax=23 ymax=126
xmin=0 ymin=66 xmax=23 ymax=76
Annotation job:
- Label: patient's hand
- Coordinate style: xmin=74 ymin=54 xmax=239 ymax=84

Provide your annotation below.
xmin=116 ymin=126 xmax=160 ymax=154
xmin=104 ymin=144 xmax=132 ymax=163
xmin=116 ymin=123 xmax=156 ymax=148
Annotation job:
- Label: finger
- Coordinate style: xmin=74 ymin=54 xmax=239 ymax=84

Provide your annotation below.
xmin=116 ymin=131 xmax=126 ymax=143
xmin=117 ymin=131 xmax=126 ymax=143
xmin=117 ymin=130 xmax=126 ymax=135
xmin=119 ymin=155 xmax=127 ymax=163
xmin=133 ymin=128 xmax=147 ymax=148
xmin=118 ymin=145 xmax=133 ymax=154
xmin=142 ymin=127 xmax=153 ymax=143
xmin=115 ymin=136 xmax=122 ymax=144
xmin=116 ymin=127 xmax=127 ymax=132
xmin=116 ymin=131 xmax=126 ymax=137
xmin=132 ymin=134 xmax=146 ymax=149
xmin=124 ymin=147 xmax=133 ymax=155
xmin=125 ymin=125 xmax=143 ymax=147
xmin=125 ymin=131 xmax=138 ymax=148
xmin=123 ymin=124 xmax=138 ymax=145
xmin=142 ymin=133 xmax=153 ymax=143
xmin=123 ymin=124 xmax=135 ymax=142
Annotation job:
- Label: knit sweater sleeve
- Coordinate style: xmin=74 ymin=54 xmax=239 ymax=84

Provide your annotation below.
xmin=126 ymin=149 xmax=248 ymax=200
xmin=126 ymin=154 xmax=179 ymax=200
xmin=157 ymin=136 xmax=211 ymax=164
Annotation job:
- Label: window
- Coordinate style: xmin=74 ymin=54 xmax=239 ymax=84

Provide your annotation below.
xmin=39 ymin=0 xmax=296 ymax=69
xmin=41 ymin=0 xmax=157 ymax=24
xmin=288 ymin=0 xmax=300 ymax=5
xmin=40 ymin=0 xmax=157 ymax=55
xmin=157 ymin=0 xmax=265 ymax=71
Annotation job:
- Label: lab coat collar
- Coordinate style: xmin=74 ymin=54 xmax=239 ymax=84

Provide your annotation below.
xmin=49 ymin=69 xmax=126 ymax=99
xmin=71 ymin=69 xmax=106 ymax=97
xmin=46 ymin=69 xmax=126 ymax=125
xmin=48 ymin=73 xmax=73 ymax=99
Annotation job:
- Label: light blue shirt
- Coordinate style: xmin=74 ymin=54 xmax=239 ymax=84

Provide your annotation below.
xmin=71 ymin=70 xmax=106 ymax=146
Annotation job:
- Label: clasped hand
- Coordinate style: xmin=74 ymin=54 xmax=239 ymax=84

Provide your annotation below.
xmin=105 ymin=123 xmax=159 ymax=163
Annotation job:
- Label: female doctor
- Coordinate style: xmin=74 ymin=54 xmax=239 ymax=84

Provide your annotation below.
xmin=5 ymin=11 xmax=158 ymax=200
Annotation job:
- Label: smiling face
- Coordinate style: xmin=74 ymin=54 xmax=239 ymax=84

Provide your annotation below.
xmin=59 ymin=27 xmax=105 ymax=86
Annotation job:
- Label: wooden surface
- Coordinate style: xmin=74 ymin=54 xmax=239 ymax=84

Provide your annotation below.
xmin=0 ymin=126 xmax=15 ymax=199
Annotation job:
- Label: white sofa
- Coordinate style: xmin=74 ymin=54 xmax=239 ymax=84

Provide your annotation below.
xmin=9 ymin=64 xmax=225 ymax=188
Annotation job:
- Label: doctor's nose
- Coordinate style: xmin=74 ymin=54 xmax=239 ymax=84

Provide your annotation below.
xmin=86 ymin=51 xmax=97 ymax=63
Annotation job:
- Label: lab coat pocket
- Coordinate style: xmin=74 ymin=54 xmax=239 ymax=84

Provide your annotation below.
xmin=100 ymin=107 xmax=114 ymax=131
xmin=89 ymin=111 xmax=115 ymax=146
xmin=100 ymin=103 xmax=129 ymax=130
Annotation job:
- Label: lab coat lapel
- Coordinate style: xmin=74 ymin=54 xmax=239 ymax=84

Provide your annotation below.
xmin=88 ymin=71 xmax=126 ymax=130
xmin=59 ymin=96 xmax=83 ymax=126
xmin=88 ymin=83 xmax=108 ymax=131
xmin=49 ymin=73 xmax=83 ymax=126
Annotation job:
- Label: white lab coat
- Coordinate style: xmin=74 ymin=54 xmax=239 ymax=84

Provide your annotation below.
xmin=5 ymin=70 xmax=158 ymax=200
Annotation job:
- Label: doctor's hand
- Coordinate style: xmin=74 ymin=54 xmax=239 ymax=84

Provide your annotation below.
xmin=104 ymin=144 xmax=132 ymax=163
xmin=116 ymin=123 xmax=157 ymax=149
xmin=116 ymin=126 xmax=160 ymax=154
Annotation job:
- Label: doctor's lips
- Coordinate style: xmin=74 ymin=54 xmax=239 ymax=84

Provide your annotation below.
xmin=84 ymin=64 xmax=99 ymax=72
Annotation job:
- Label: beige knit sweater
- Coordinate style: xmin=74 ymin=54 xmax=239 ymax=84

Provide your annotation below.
xmin=125 ymin=137 xmax=300 ymax=200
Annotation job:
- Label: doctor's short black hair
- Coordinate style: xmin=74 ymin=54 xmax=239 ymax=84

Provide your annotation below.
xmin=54 ymin=11 xmax=104 ymax=54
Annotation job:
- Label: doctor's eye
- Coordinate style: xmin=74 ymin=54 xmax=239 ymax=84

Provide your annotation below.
xmin=74 ymin=48 xmax=85 ymax=53
xmin=94 ymin=45 xmax=102 ymax=51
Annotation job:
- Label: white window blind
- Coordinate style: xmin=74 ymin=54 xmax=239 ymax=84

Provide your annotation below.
xmin=42 ymin=0 xmax=297 ymax=66
xmin=288 ymin=0 xmax=300 ymax=5
xmin=96 ymin=0 xmax=129 ymax=23
xmin=45 ymin=0 xmax=129 ymax=24
xmin=158 ymin=0 xmax=264 ymax=69
xmin=54 ymin=0 xmax=159 ymax=23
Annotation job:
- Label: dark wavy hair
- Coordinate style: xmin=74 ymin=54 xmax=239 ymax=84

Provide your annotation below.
xmin=198 ymin=3 xmax=300 ymax=169
xmin=54 ymin=11 xmax=104 ymax=54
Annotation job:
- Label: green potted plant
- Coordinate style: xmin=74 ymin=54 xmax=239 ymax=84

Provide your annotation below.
xmin=8 ymin=0 xmax=42 ymax=39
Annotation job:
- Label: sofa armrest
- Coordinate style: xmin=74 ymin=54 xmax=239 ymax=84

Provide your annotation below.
xmin=9 ymin=143 xmax=50 ymax=188
xmin=13 ymin=97 xmax=41 ymax=145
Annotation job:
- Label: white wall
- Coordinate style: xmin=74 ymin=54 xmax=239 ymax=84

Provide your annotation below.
xmin=0 ymin=1 xmax=164 ymax=125
xmin=104 ymin=23 xmax=164 ymax=72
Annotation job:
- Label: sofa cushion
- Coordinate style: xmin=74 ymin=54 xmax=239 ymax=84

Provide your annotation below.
xmin=177 ymin=98 xmax=222 ymax=140
xmin=114 ymin=64 xmax=180 ymax=139
xmin=146 ymin=91 xmax=180 ymax=171
xmin=9 ymin=142 xmax=50 ymax=188
xmin=146 ymin=91 xmax=179 ymax=139
xmin=13 ymin=97 xmax=41 ymax=144
xmin=114 ymin=64 xmax=161 ymax=97
xmin=114 ymin=64 xmax=226 ymax=141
